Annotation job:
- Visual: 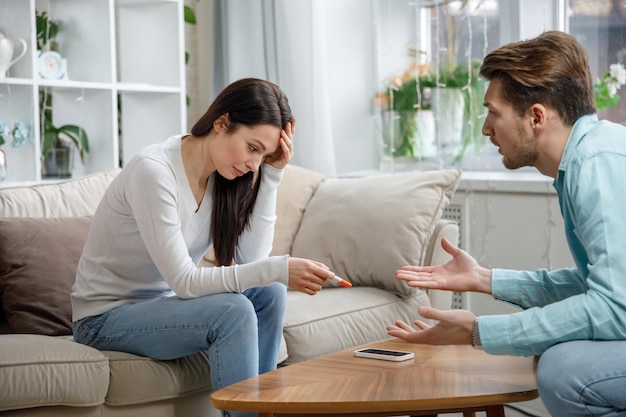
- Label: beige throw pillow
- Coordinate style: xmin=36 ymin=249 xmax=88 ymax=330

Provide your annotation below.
xmin=271 ymin=165 xmax=325 ymax=256
xmin=291 ymin=169 xmax=461 ymax=297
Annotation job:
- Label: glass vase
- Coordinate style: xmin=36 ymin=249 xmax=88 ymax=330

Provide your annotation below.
xmin=43 ymin=142 xmax=74 ymax=178
xmin=431 ymin=87 xmax=465 ymax=165
xmin=379 ymin=110 xmax=439 ymax=172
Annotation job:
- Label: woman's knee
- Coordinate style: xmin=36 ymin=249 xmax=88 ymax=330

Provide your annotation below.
xmin=265 ymin=282 xmax=287 ymax=310
xmin=245 ymin=283 xmax=287 ymax=314
xmin=221 ymin=293 xmax=258 ymax=320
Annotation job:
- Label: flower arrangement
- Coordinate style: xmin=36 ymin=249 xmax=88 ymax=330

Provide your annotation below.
xmin=594 ymin=62 xmax=626 ymax=111
xmin=374 ymin=0 xmax=489 ymax=163
xmin=374 ymin=62 xmax=433 ymax=158
xmin=375 ymin=59 xmax=486 ymax=160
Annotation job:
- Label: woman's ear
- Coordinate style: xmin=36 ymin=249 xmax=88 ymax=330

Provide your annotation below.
xmin=213 ymin=113 xmax=229 ymax=132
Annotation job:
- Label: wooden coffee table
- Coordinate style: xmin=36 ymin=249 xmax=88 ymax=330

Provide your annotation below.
xmin=211 ymin=339 xmax=538 ymax=417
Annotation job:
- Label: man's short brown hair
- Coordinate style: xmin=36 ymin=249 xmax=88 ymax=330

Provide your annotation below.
xmin=480 ymin=31 xmax=596 ymax=125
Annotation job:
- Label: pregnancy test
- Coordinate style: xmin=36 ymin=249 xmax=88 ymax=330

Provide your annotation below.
xmin=330 ymin=275 xmax=352 ymax=288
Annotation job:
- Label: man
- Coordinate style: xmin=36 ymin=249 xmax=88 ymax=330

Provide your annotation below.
xmin=387 ymin=31 xmax=626 ymax=416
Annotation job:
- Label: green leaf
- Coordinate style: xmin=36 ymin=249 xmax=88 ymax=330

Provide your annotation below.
xmin=41 ymin=130 xmax=57 ymax=157
xmin=41 ymin=124 xmax=90 ymax=163
xmin=35 ymin=10 xmax=59 ymax=51
xmin=184 ymin=5 xmax=197 ymax=24
xmin=58 ymin=124 xmax=90 ymax=162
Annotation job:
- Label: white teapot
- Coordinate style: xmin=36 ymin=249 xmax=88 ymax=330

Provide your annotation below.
xmin=0 ymin=32 xmax=27 ymax=79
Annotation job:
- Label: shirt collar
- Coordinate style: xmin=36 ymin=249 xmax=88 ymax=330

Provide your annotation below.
xmin=554 ymin=113 xmax=599 ymax=189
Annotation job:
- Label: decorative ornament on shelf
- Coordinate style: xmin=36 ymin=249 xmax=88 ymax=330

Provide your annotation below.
xmin=0 ymin=119 xmax=30 ymax=181
xmin=11 ymin=120 xmax=31 ymax=147
xmin=0 ymin=31 xmax=28 ymax=79
xmin=594 ymin=62 xmax=626 ymax=111
xmin=0 ymin=119 xmax=32 ymax=180
xmin=0 ymin=120 xmax=31 ymax=147
xmin=38 ymin=50 xmax=68 ymax=80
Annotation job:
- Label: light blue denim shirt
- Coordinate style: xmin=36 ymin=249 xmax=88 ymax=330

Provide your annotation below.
xmin=480 ymin=114 xmax=626 ymax=356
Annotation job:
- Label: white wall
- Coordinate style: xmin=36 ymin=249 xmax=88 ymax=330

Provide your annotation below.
xmin=452 ymin=183 xmax=575 ymax=316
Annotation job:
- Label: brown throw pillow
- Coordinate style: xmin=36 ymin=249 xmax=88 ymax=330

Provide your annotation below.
xmin=0 ymin=216 xmax=91 ymax=335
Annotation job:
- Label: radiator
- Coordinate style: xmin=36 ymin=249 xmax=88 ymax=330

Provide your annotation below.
xmin=442 ymin=203 xmax=466 ymax=310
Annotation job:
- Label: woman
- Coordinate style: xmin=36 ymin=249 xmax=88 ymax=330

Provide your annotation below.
xmin=71 ymin=78 xmax=335 ymax=416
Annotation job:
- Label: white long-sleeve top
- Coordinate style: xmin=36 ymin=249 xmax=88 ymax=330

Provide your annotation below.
xmin=71 ymin=135 xmax=289 ymax=322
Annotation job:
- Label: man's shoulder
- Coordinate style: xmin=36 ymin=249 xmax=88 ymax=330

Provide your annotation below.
xmin=576 ymin=119 xmax=626 ymax=158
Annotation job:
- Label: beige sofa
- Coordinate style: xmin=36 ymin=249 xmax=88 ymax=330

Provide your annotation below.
xmin=0 ymin=165 xmax=460 ymax=417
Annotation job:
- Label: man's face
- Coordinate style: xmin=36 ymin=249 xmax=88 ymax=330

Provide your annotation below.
xmin=482 ymin=78 xmax=539 ymax=170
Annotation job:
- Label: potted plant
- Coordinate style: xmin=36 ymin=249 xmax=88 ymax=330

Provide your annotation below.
xmin=40 ymin=116 xmax=90 ymax=178
xmin=36 ymin=10 xmax=59 ymax=52
xmin=375 ymin=0 xmax=488 ymax=166
xmin=36 ymin=9 xmax=90 ymax=178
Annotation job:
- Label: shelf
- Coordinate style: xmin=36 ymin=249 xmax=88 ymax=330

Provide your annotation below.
xmin=37 ymin=80 xmax=115 ymax=90
xmin=116 ymin=0 xmax=180 ymax=6
xmin=116 ymin=83 xmax=182 ymax=93
xmin=0 ymin=0 xmax=186 ymax=183
xmin=0 ymin=78 xmax=35 ymax=86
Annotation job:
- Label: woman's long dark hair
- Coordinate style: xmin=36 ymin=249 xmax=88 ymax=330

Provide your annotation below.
xmin=190 ymin=78 xmax=293 ymax=266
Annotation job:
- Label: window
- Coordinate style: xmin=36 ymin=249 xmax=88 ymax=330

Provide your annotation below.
xmin=568 ymin=0 xmax=626 ymax=124
xmin=373 ymin=0 xmax=626 ymax=172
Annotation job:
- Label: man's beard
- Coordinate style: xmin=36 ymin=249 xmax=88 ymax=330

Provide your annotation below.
xmin=502 ymin=122 xmax=539 ymax=170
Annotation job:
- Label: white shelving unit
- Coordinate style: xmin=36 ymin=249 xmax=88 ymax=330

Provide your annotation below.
xmin=0 ymin=0 xmax=186 ymax=183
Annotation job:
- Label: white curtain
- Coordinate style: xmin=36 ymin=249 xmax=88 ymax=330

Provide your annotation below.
xmin=273 ymin=0 xmax=337 ymax=176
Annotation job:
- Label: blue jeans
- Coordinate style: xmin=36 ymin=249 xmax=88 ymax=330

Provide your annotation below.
xmin=74 ymin=283 xmax=287 ymax=417
xmin=537 ymin=340 xmax=626 ymax=416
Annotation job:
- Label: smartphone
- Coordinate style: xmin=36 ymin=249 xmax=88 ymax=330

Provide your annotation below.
xmin=354 ymin=347 xmax=414 ymax=362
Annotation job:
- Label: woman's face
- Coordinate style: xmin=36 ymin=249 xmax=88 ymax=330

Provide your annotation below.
xmin=211 ymin=122 xmax=281 ymax=180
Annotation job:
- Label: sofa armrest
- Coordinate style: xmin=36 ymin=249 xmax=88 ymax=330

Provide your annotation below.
xmin=424 ymin=219 xmax=459 ymax=311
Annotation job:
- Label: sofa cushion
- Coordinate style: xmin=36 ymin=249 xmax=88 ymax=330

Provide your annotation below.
xmin=104 ymin=350 xmax=212 ymax=406
xmin=282 ymin=287 xmax=430 ymax=364
xmin=291 ymin=169 xmax=461 ymax=297
xmin=0 ymin=216 xmax=91 ymax=335
xmin=0 ymin=334 xmax=109 ymax=411
xmin=0 ymin=168 xmax=121 ymax=218
xmin=270 ymin=165 xmax=325 ymax=256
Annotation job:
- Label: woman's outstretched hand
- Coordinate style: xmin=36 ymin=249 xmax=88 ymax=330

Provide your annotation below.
xmin=287 ymin=256 xmax=337 ymax=296
xmin=395 ymin=237 xmax=493 ymax=295
xmin=386 ymin=306 xmax=476 ymax=346
xmin=265 ymin=118 xmax=296 ymax=169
